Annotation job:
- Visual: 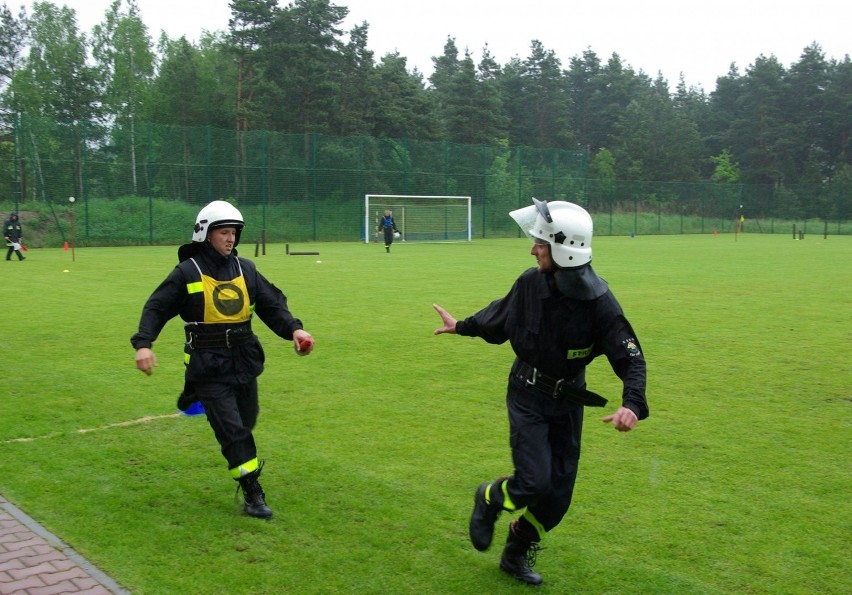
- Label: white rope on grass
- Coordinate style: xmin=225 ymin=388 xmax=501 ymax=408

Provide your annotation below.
xmin=1 ymin=413 xmax=183 ymax=444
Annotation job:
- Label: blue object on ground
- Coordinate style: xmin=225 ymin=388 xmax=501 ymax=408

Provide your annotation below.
xmin=182 ymin=401 xmax=205 ymax=416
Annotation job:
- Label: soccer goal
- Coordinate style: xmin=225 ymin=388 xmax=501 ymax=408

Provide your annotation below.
xmin=364 ymin=194 xmax=472 ymax=243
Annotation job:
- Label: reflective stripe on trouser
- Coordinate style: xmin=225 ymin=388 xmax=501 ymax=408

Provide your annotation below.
xmin=230 ymin=457 xmax=260 ymax=479
xmin=520 ymin=511 xmax=546 ymax=541
xmin=503 ymin=383 xmax=582 ymax=534
xmin=194 ymin=379 xmax=260 ymax=470
xmin=489 ymin=482 xmax=545 ymax=541
xmin=487 ymin=480 xmax=518 ymax=512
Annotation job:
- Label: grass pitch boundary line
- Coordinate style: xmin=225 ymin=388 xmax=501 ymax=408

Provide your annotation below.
xmin=1 ymin=413 xmax=183 ymax=444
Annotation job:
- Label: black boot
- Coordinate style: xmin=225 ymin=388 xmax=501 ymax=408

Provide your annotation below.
xmin=469 ymin=480 xmax=505 ymax=551
xmin=500 ymin=520 xmax=543 ymax=585
xmin=236 ymin=464 xmax=273 ymax=519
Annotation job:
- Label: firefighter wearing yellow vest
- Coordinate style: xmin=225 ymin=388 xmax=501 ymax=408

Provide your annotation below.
xmin=131 ymin=201 xmax=314 ymax=518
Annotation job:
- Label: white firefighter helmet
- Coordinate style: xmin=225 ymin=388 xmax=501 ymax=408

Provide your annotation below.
xmin=191 ymin=200 xmax=244 ymax=245
xmin=509 ymin=198 xmax=593 ymax=269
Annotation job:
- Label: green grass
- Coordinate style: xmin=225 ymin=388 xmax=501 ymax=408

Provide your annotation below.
xmin=0 ymin=234 xmax=849 ymax=594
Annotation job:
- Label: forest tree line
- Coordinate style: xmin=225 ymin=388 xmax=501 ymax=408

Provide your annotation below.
xmin=0 ymin=0 xmax=849 ymax=202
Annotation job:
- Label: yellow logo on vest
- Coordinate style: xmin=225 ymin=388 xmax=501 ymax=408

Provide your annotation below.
xmin=200 ymin=273 xmax=251 ymax=323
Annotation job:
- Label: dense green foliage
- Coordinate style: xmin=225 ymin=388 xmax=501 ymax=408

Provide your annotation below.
xmin=0 ymin=236 xmax=849 ymax=593
xmin=0 ymin=1 xmax=848 ymax=200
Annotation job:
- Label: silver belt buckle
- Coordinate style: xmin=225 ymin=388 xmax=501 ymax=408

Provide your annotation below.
xmin=552 ymin=378 xmax=564 ymax=398
xmin=525 ymin=367 xmax=538 ymax=387
xmin=225 ymin=328 xmax=233 ymax=348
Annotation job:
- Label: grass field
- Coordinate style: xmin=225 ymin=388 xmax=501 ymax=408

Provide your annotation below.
xmin=0 ymin=233 xmax=849 ymax=594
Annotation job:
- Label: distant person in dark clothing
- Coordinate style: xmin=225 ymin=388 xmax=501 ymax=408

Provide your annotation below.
xmin=4 ymin=213 xmax=25 ymax=261
xmin=734 ymin=204 xmax=745 ymax=234
xmin=377 ymin=209 xmax=399 ymax=253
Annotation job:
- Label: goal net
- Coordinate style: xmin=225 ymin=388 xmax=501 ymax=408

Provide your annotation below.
xmin=365 ymin=194 xmax=472 ymax=243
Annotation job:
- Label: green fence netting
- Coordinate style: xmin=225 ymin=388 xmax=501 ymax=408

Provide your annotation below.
xmin=2 ymin=115 xmax=849 ymax=246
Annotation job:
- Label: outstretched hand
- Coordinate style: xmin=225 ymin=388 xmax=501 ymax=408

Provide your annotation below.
xmin=432 ymin=304 xmax=457 ymax=335
xmin=135 ymin=347 xmax=157 ymax=376
xmin=602 ymin=407 xmax=638 ymax=432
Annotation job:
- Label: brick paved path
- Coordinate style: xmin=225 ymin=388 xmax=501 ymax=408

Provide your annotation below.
xmin=0 ymin=495 xmax=129 ymax=595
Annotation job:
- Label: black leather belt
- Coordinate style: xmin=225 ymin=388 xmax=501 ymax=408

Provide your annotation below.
xmin=513 ymin=361 xmax=608 ymax=407
xmin=185 ymin=325 xmax=254 ymax=350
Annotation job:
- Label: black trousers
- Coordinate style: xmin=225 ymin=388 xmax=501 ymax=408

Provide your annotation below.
xmin=504 ymin=380 xmax=583 ymax=533
xmin=383 ymin=227 xmax=394 ymax=246
xmin=6 ymin=246 xmax=24 ymax=260
xmin=195 ymin=379 xmax=259 ymax=470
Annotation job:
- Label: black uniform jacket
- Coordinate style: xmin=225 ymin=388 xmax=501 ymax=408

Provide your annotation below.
xmin=455 ymin=267 xmax=648 ymax=419
xmin=131 ymin=244 xmax=303 ymax=384
xmin=4 ymin=219 xmax=22 ymax=242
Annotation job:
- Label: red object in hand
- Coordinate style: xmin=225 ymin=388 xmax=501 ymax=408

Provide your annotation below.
xmin=295 ymin=337 xmax=313 ymax=356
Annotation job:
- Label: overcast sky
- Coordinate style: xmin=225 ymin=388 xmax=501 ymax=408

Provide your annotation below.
xmin=20 ymin=0 xmax=850 ymax=91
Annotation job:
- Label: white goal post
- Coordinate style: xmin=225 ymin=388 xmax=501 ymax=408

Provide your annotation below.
xmin=364 ymin=194 xmax=472 ymax=243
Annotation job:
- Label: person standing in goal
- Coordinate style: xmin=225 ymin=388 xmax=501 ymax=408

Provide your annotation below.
xmin=432 ymin=198 xmax=648 ymax=585
xmin=377 ymin=209 xmax=399 ymax=252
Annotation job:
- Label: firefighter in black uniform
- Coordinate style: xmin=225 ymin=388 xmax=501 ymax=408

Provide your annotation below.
xmin=4 ymin=213 xmax=25 ymax=261
xmin=433 ymin=198 xmax=648 ymax=585
xmin=131 ymin=201 xmax=314 ymax=519
xmin=377 ymin=209 xmax=399 ymax=252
